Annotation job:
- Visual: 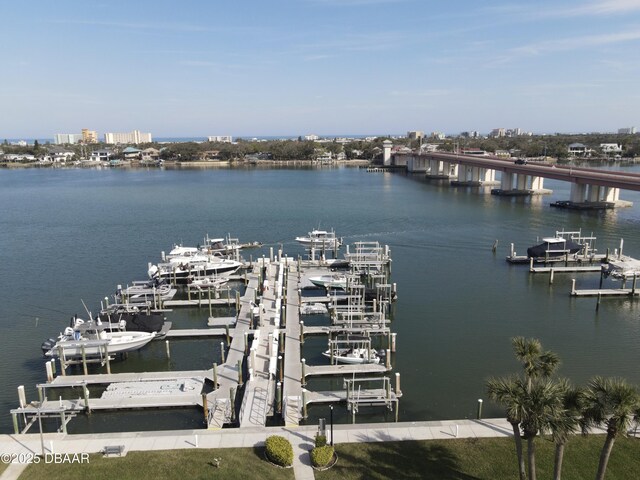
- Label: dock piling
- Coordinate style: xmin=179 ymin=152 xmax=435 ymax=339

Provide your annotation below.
xmin=165 ymin=340 xmax=171 ymax=358
xmin=81 ymin=345 xmax=88 ymax=376
xmin=391 ymin=333 xmax=397 ymax=353
xmin=46 ymin=361 xmax=53 ymax=382
xmin=477 ymin=399 xmax=483 ymax=419
xmin=83 ymin=383 xmax=91 ymax=414
xmin=202 ymin=393 xmax=208 ymax=421
xmin=395 ymin=372 xmax=402 ymax=395
xmin=301 ymin=358 xmax=306 ymax=386
xmin=237 ymin=360 xmax=243 ymax=386
xmin=276 ymin=381 xmax=282 ymax=414
xmin=549 ymin=268 xmax=555 ymax=285
xmin=220 ymin=342 xmax=226 ymax=363
xmin=213 ymin=363 xmax=218 ymax=390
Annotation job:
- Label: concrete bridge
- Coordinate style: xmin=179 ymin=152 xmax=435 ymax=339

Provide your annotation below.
xmin=393 ymin=152 xmax=640 ymax=208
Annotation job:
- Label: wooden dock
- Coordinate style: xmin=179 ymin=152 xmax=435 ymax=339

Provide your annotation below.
xmin=165 ymin=328 xmax=229 ymax=338
xmin=530 ymin=266 xmax=602 ymax=273
xmin=163 ymin=298 xmax=235 ymax=308
xmin=305 ymin=364 xmax=389 ymax=378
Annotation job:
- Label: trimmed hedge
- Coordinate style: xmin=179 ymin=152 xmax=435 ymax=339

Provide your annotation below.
xmin=265 ymin=435 xmax=293 ymax=467
xmin=315 ymin=434 xmax=327 ymax=448
xmin=310 ymin=445 xmax=334 ymax=468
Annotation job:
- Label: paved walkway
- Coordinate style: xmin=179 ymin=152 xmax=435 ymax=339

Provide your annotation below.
xmin=0 ymin=418 xmax=514 ymax=480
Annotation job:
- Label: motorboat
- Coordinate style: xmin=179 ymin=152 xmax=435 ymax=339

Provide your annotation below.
xmin=300 ymin=303 xmax=329 ymax=315
xmin=187 ymin=275 xmax=230 ymax=290
xmin=148 ymin=254 xmax=242 ymax=284
xmin=526 ymin=237 xmax=582 ymax=259
xmin=115 ymin=278 xmax=177 ymax=304
xmin=98 ymin=303 xmax=169 ymax=336
xmin=308 ymin=274 xmax=348 ymax=289
xmin=295 ymin=229 xmax=342 ymax=249
xmin=322 ymin=347 xmax=382 ymax=364
xmin=41 ymin=317 xmax=155 ymax=358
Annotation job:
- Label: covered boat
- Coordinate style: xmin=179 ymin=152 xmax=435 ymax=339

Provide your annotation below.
xmin=526 ymin=237 xmax=582 ymax=259
xmin=98 ymin=303 xmax=168 ymax=335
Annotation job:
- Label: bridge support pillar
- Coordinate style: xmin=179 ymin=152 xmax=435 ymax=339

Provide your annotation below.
xmin=492 ymin=173 xmax=551 ymax=196
xmin=554 ymin=183 xmax=631 ymax=209
xmin=426 ymin=159 xmax=448 ymax=178
xmin=451 ymin=165 xmax=498 ymax=186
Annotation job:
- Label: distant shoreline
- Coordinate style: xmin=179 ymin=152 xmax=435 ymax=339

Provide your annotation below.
xmin=0 ymin=159 xmax=373 ymax=169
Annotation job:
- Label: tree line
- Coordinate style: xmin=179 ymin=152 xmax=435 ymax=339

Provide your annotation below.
xmin=3 ymin=134 xmax=639 ymax=162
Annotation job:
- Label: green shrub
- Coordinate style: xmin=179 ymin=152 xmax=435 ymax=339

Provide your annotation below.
xmin=315 ymin=434 xmax=327 ymax=447
xmin=265 ymin=435 xmax=293 ymax=467
xmin=310 ymin=445 xmax=334 ymax=468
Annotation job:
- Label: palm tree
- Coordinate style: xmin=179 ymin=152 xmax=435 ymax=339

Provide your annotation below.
xmin=487 ymin=375 xmax=527 ymax=480
xmin=582 ymin=376 xmax=640 ymax=480
xmin=487 ymin=337 xmax=562 ymax=480
xmin=512 ymin=336 xmax=560 ymax=392
xmin=546 ymin=380 xmax=582 ymax=480
xmin=519 ymin=379 xmax=565 ymax=480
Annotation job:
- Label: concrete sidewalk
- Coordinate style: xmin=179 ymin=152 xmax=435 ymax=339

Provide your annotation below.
xmin=0 ymin=418 xmax=513 ymax=480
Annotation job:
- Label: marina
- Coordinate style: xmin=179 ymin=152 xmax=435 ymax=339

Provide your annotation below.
xmin=9 ymin=226 xmax=403 ymax=435
xmin=3 ymin=167 xmax=640 ymax=436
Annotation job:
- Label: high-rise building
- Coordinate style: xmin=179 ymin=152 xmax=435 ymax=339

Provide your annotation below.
xmin=104 ymin=130 xmax=152 ymax=144
xmin=407 ymin=131 xmax=424 ymax=140
xmin=207 ymin=136 xmax=232 ymax=143
xmin=82 ymin=129 xmax=98 ymax=143
xmin=618 ymin=127 xmax=636 ymax=134
xmin=54 ymin=133 xmax=83 ymax=144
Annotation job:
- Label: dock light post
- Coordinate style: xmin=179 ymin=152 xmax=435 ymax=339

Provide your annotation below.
xmin=330 ymin=405 xmax=334 ymax=446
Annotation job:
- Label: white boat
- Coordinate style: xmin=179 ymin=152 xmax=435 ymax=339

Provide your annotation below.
xmin=148 ymin=254 xmax=242 ymax=284
xmin=322 ymin=347 xmax=381 ymax=364
xmin=115 ymin=279 xmax=177 ymax=304
xmin=42 ymin=318 xmax=155 ymax=358
xmin=188 ymin=275 xmax=230 ymax=290
xmin=300 ymin=303 xmax=329 ymax=315
xmin=309 ymin=274 xmax=347 ymax=289
xmin=295 ymin=229 xmax=342 ymax=249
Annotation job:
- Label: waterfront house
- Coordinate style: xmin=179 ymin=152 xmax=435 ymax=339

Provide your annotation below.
xmin=567 ymin=142 xmax=591 ymax=157
xmin=90 ymin=149 xmax=114 ymax=162
xmin=47 ymin=147 xmax=75 ymax=163
xmin=122 ymin=147 xmax=142 ymax=160
xmin=142 ymin=148 xmax=160 ymax=161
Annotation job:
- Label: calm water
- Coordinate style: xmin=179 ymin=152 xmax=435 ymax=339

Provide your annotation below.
xmin=2 ymin=165 xmax=640 ymax=433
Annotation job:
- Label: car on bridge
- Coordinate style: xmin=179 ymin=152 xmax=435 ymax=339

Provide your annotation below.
xmin=514 ymin=158 xmax=527 ymax=165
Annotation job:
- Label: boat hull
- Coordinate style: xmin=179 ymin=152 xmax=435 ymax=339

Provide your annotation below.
xmin=45 ymin=331 xmax=154 ymax=358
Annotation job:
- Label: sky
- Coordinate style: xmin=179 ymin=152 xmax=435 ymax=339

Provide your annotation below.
xmin=1 ymin=0 xmax=639 ymax=138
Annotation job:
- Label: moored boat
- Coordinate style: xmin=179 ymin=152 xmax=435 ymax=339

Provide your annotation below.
xmin=527 ymin=237 xmax=582 ymax=259
xmin=321 ymin=347 xmax=382 ymax=364
xmin=98 ymin=303 xmax=169 ymax=336
xmin=42 ymin=317 xmax=155 ymax=358
xmin=295 ymin=229 xmax=342 ymax=249
xmin=148 ymin=255 xmax=242 ymax=284
xmin=308 ymin=274 xmax=348 ymax=289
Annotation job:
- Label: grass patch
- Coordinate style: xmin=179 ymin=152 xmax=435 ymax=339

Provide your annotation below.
xmin=19 ymin=447 xmax=294 ymax=480
xmin=315 ymin=436 xmax=640 ymax=480
xmin=0 ymin=462 xmax=8 ymax=476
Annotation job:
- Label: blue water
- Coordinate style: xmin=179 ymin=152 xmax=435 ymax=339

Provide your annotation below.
xmin=2 ymin=165 xmax=640 ymax=433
